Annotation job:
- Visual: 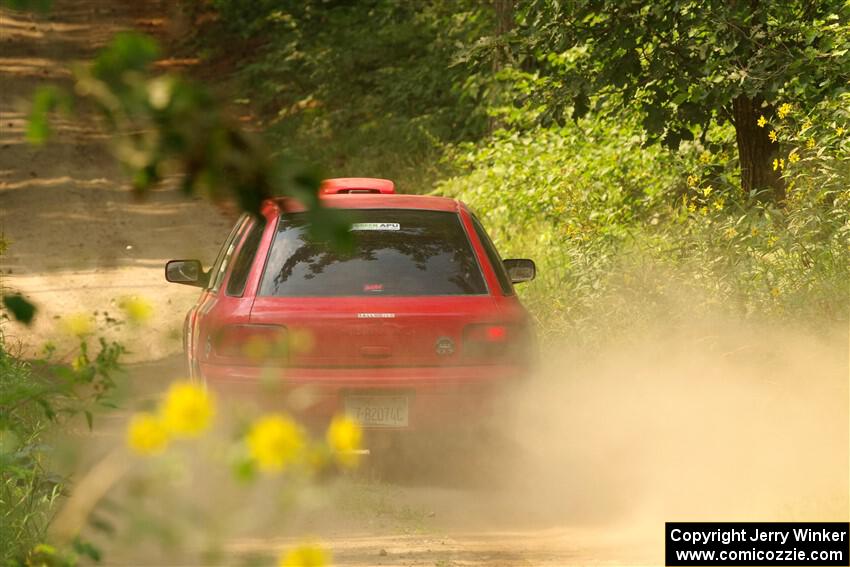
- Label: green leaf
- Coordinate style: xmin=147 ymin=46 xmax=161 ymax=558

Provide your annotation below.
xmin=72 ymin=537 xmax=102 ymax=562
xmin=26 ymin=87 xmax=61 ymax=145
xmin=0 ymin=0 xmax=52 ymax=12
xmin=2 ymin=293 xmax=37 ymax=324
xmin=92 ymin=32 xmax=160 ymax=83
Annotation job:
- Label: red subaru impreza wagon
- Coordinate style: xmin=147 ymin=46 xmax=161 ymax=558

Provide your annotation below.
xmin=166 ymin=178 xmax=535 ymax=435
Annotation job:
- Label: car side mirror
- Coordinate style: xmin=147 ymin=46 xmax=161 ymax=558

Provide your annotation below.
xmin=503 ymin=259 xmax=536 ymax=284
xmin=165 ymin=259 xmax=208 ymax=287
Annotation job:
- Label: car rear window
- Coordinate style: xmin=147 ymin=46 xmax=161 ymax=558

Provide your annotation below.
xmin=259 ymin=209 xmax=487 ymax=296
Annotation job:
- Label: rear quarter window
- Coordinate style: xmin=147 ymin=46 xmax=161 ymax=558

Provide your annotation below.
xmin=225 ymin=218 xmax=266 ymax=297
xmin=259 ymin=209 xmax=487 ymax=297
xmin=471 ymin=214 xmax=514 ymax=296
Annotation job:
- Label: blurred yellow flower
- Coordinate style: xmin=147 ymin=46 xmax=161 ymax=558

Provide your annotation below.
xmin=757 ymin=115 xmax=767 ymax=128
xmin=702 ymin=185 xmax=713 ymax=197
xmin=836 ymin=126 xmax=845 ymax=136
xmin=289 ymin=328 xmax=315 ymax=355
xmin=788 ymin=150 xmax=800 ymax=164
xmin=128 ymin=413 xmax=169 ymax=455
xmin=62 ymin=313 xmax=93 ymax=337
xmin=768 ymin=130 xmax=778 ymax=143
xmin=161 ymin=381 xmax=215 ymax=438
xmin=326 ymin=415 xmax=362 ymax=468
xmin=247 ymin=414 xmax=305 ymax=473
xmin=686 ymin=174 xmax=698 ymax=187
xmin=279 ymin=544 xmax=329 ymax=567
xmin=777 ymin=103 xmax=792 ymax=119
xmin=699 ymin=151 xmax=712 ymax=164
xmin=724 ymin=227 xmax=738 ymax=239
xmin=770 ymin=287 xmax=780 ymax=298
xmin=119 ymin=296 xmax=154 ymax=324
xmin=807 ymin=137 xmax=816 ymax=149
xmin=71 ymin=354 xmax=87 ymax=371
xmin=801 ymin=119 xmax=812 ymax=131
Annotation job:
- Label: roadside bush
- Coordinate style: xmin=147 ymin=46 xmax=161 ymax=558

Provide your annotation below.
xmin=199 ymin=0 xmax=492 ymax=191
xmin=438 ymin=104 xmax=850 ymax=345
xmin=0 ymin=330 xmax=124 ymax=564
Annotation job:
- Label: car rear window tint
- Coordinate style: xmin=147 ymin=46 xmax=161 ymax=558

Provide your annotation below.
xmin=259 ymin=210 xmax=487 ymax=297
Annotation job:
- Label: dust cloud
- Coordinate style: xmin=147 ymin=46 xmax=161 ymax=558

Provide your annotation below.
xmin=70 ymin=315 xmax=849 ymax=565
xmin=500 ymin=316 xmax=849 ymax=529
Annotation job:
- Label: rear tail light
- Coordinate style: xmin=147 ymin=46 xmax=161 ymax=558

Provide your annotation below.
xmin=463 ymin=323 xmax=530 ymax=363
xmin=210 ymin=324 xmax=288 ymax=363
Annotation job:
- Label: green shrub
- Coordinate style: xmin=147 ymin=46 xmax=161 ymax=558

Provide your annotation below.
xmin=0 ymin=334 xmax=124 ymax=564
xmin=438 ymin=106 xmax=850 ymax=345
xmin=201 ymin=0 xmax=492 ymax=191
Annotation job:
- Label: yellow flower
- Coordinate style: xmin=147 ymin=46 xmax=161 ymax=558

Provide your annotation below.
xmin=326 ymin=415 xmax=362 ymax=468
xmin=777 ymin=103 xmax=792 ymax=119
xmin=279 ymin=544 xmax=329 ymax=567
xmin=71 ymin=354 xmax=87 ymax=371
xmin=62 ymin=313 xmax=93 ymax=337
xmin=836 ymin=126 xmax=845 ymax=136
xmin=757 ymin=115 xmax=767 ymax=128
xmin=770 ymin=287 xmax=780 ymax=298
xmin=160 ymin=381 xmax=215 ymax=438
xmin=801 ymin=119 xmax=812 ymax=131
xmin=713 ymin=198 xmax=725 ymax=211
xmin=247 ymin=414 xmax=305 ymax=473
xmin=768 ymin=130 xmax=778 ymax=143
xmin=687 ymin=203 xmax=696 ymax=213
xmin=699 ymin=151 xmax=712 ymax=164
xmin=686 ymin=174 xmax=698 ymax=187
xmin=119 ymin=296 xmax=153 ymax=324
xmin=772 ymin=158 xmax=780 ymax=171
xmin=788 ymin=150 xmax=800 ymax=164
xmin=724 ymin=227 xmax=738 ymax=239
xmin=128 ymin=413 xmax=169 ymax=455
xmin=702 ymin=185 xmax=713 ymax=197
xmin=288 ymin=328 xmax=315 ymax=355
xmin=807 ymin=137 xmax=816 ymax=149
xmin=767 ymin=235 xmax=779 ymax=247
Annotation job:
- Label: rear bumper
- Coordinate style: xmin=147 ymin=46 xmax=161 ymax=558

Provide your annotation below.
xmin=198 ymin=362 xmax=525 ymax=430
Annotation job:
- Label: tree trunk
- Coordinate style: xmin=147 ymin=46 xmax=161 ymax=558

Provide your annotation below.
xmin=489 ymin=0 xmax=514 ymax=132
xmin=732 ymin=94 xmax=784 ymax=200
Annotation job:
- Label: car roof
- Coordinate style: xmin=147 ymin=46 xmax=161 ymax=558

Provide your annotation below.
xmin=265 ymin=193 xmax=464 ymax=215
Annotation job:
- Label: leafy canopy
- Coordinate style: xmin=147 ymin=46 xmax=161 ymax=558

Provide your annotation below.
xmin=513 ymin=0 xmax=850 ymax=146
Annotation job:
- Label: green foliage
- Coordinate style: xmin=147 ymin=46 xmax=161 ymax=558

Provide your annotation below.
xmin=439 ymin=105 xmax=850 ymax=344
xmin=0 ymin=332 xmax=124 ymax=564
xmin=27 ymin=32 xmax=350 ymax=247
xmin=0 ymin=0 xmax=51 ymax=12
xmin=511 ymin=0 xmax=850 ymax=140
xmin=203 ymin=0 xmax=493 ymax=191
xmin=2 ymin=294 xmax=36 ymax=325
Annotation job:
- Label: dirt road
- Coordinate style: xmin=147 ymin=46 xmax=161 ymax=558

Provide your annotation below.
xmin=0 ymin=0 xmax=230 ymax=361
xmin=2 ymin=3 xmax=847 ymax=566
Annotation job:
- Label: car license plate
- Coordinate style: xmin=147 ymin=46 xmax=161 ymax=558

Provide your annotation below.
xmin=344 ymin=395 xmax=409 ymax=427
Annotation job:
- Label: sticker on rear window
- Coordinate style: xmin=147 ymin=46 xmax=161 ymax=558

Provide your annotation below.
xmin=350 ymin=222 xmax=400 ymax=231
